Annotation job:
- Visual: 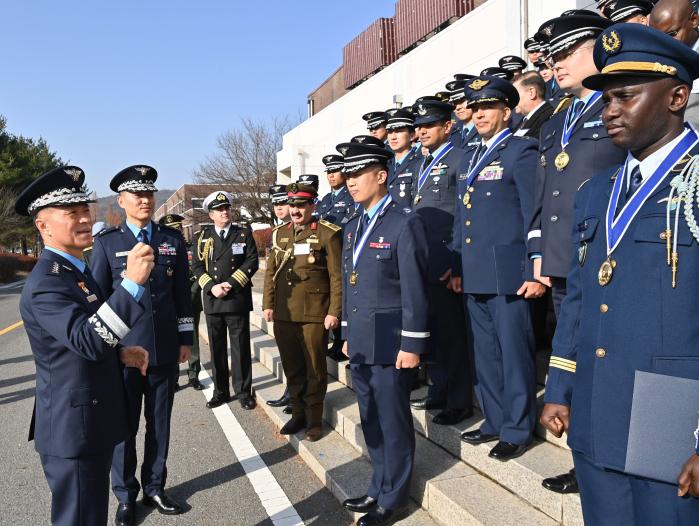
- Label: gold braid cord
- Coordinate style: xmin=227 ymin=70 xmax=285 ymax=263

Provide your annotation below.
xmin=196 ymin=232 xmax=215 ymax=289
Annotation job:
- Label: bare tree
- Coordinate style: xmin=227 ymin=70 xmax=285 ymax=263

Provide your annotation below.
xmin=194 ymin=116 xmax=296 ymax=225
xmin=0 ymin=186 xmax=34 ymax=253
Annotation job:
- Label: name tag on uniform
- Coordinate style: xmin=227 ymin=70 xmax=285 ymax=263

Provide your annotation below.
xmin=294 ymin=243 xmax=310 ymax=255
xmin=231 ymin=243 xmax=245 ymax=255
xmin=584 ymin=120 xmax=604 ymax=128
xmin=115 ymin=251 xmax=129 ymax=258
xmin=477 ymin=164 xmax=504 ymax=181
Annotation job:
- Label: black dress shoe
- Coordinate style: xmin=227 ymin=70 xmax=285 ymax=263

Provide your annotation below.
xmin=266 ymin=390 xmax=290 ymax=407
xmin=115 ymin=501 xmax=135 ymax=526
xmin=489 ymin=441 xmax=529 ymax=461
xmin=342 ymin=494 xmax=377 ymax=513
xmin=142 ymin=491 xmax=182 ymax=515
xmin=190 ymin=378 xmax=204 ymax=390
xmin=542 ymin=469 xmax=579 ymax=494
xmin=410 ymin=396 xmax=446 ymax=410
xmin=206 ymin=394 xmax=230 ymax=409
xmin=357 ymin=505 xmax=408 ymax=526
xmin=280 ymin=416 xmax=307 ymax=435
xmin=328 ymin=349 xmax=349 ymax=362
xmin=432 ymin=408 xmax=473 ymax=425
xmin=282 ymin=405 xmax=292 ymax=414
xmin=460 ymin=429 xmax=499 ymax=444
xmin=240 ymin=396 xmax=256 ymax=410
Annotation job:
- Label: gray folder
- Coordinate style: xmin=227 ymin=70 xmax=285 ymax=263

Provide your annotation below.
xmin=625 ymin=371 xmax=699 ymax=484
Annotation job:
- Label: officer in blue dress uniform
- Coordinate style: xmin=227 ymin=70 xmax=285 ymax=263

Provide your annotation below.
xmin=385 ymin=107 xmax=422 ymax=207
xmin=362 ymin=111 xmax=389 ymax=144
xmin=541 ymin=24 xmax=699 ymax=524
xmin=530 ymin=10 xmax=625 ymax=494
xmin=408 ymin=99 xmax=473 ymax=426
xmin=317 ymin=154 xmax=353 ymax=226
xmin=337 ymin=140 xmax=430 ymax=526
xmin=90 ymin=166 xmax=193 ymax=525
xmin=481 ymin=67 xmax=524 ymax=130
xmin=15 ymin=166 xmax=150 ymax=526
xmin=447 ymin=76 xmax=481 ymax=150
xmin=608 ymin=0 xmax=654 ymax=23
xmin=450 ymin=76 xmax=546 ymax=460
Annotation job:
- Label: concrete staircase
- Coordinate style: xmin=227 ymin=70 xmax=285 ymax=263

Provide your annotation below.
xmin=203 ymin=287 xmax=584 ymax=525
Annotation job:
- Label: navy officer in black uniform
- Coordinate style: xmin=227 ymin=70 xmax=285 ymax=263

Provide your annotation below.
xmin=16 ymin=166 xmax=150 ymax=526
xmin=91 ymin=165 xmax=193 ymax=524
xmin=337 ymin=140 xmax=430 ymax=526
xmin=409 ymin=99 xmax=473 ymax=426
xmin=452 ymin=76 xmax=546 ymax=460
xmin=385 ymin=108 xmax=422 ymax=208
xmin=193 ymin=190 xmax=259 ymax=410
xmin=540 ymin=24 xmax=699 ymax=524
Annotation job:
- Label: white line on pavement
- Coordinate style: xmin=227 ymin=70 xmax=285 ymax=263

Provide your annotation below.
xmin=196 ymin=367 xmax=304 ymax=526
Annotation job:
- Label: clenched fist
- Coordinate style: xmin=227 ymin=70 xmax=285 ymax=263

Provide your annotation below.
xmin=119 ymin=346 xmax=149 ymax=376
xmin=125 ymin=242 xmax=155 ymax=285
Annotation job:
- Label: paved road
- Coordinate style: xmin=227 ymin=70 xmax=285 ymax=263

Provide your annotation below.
xmin=0 ymin=286 xmax=350 ymax=526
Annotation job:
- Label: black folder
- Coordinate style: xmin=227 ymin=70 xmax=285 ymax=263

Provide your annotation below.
xmin=625 ymin=371 xmax=699 ymax=484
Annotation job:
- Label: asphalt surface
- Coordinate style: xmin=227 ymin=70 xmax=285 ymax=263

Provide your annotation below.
xmin=0 ymin=284 xmax=350 ymax=526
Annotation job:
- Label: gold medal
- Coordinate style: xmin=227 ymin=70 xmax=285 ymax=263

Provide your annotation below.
xmin=349 ymin=271 xmax=358 ymax=286
xmin=414 ymin=194 xmax=421 ymax=205
xmin=307 ymin=252 xmax=316 ymax=264
xmin=555 ymin=151 xmax=570 ymax=171
xmin=598 ymin=258 xmax=616 ymax=286
xmin=463 ymin=192 xmax=470 ymax=206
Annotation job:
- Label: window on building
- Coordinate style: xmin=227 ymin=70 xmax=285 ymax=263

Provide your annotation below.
xmin=191 ymin=198 xmax=204 ymax=210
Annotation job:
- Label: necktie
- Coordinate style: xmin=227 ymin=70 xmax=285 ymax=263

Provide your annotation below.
xmin=626 ymin=165 xmax=643 ymax=199
xmin=219 ymin=229 xmax=226 ymax=242
xmin=138 ymin=229 xmax=149 ymax=245
xmin=473 ymin=143 xmax=485 ymax=165
xmin=567 ymin=99 xmax=585 ymax=128
xmin=422 ymin=154 xmax=434 ymax=172
xmin=357 ymin=213 xmax=369 ymax=240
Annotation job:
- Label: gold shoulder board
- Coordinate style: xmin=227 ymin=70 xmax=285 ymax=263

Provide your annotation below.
xmin=319 ymin=219 xmax=341 ymax=233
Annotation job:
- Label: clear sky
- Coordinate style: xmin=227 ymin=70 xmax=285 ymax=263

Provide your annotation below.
xmin=2 ymin=1 xmax=395 ymax=196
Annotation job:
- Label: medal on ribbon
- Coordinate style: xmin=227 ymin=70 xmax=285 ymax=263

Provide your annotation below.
xmin=351 ymin=195 xmax=394 ymax=286
xmin=414 ymin=143 xmax=454 ymax=205
xmin=462 ymin=128 xmax=513 ymax=202
xmin=558 ymin=92 xmax=603 ymax=171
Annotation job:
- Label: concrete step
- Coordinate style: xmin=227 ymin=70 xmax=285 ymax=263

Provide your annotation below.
xmin=250 ymin=358 xmax=558 ymax=526
xmin=250 ymin=294 xmax=570 ymax=451
xmin=243 ymin=324 xmax=582 ymax=525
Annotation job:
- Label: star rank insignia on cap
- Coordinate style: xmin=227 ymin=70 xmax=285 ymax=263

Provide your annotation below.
xmin=602 ymin=30 xmax=622 ymax=54
xmin=469 ymin=79 xmax=490 ymax=91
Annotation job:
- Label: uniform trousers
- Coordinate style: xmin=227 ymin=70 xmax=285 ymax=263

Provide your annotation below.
xmin=351 ymin=364 xmax=417 ymax=510
xmin=112 ymin=363 xmax=177 ymax=502
xmin=573 ymin=451 xmax=699 ymax=525
xmin=466 ymin=293 xmax=536 ymax=445
xmin=206 ymin=313 xmax=252 ymax=398
xmin=273 ymin=320 xmax=327 ymax=425
xmin=41 ymin=451 xmax=113 ymax=526
xmin=551 ymin=277 xmax=567 ymax=320
xmin=188 ymin=283 xmax=203 ymax=382
xmin=426 ymin=284 xmax=472 ymax=410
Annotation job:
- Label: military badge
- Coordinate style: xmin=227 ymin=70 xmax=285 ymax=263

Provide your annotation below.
xmin=416 ymin=104 xmax=427 ymax=116
xmin=216 ymin=192 xmax=227 ymax=201
xmin=469 ymin=79 xmax=490 ymax=91
xmin=602 ymin=30 xmax=621 ymax=55
xmin=578 ymin=243 xmax=587 ymax=266
xmin=339 ymin=146 xmax=350 ymax=156
xmin=166 ymin=267 xmax=174 ymax=277
xmin=64 ymin=167 xmax=83 ymax=181
xmin=134 ymin=166 xmax=150 ymax=176
xmin=77 ymin=281 xmax=90 ymax=294
xmin=540 ymin=154 xmax=547 ymax=168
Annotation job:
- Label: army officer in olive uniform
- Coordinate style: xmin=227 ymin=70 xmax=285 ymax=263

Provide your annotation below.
xmin=192 ymin=191 xmax=259 ymax=410
xmin=262 ymin=182 xmax=343 ymax=442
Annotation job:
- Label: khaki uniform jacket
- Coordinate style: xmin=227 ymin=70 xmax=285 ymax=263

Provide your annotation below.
xmin=263 ymin=220 xmax=342 ymax=323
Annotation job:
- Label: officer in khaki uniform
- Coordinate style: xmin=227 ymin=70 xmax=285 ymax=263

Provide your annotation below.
xmin=262 ymin=182 xmax=343 ymax=441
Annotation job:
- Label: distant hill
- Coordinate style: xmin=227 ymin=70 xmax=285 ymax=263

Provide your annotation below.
xmin=92 ymin=189 xmax=175 ymax=225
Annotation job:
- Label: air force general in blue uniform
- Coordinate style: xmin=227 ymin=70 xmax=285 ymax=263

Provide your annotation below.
xmin=90 ymin=165 xmax=193 ymax=523
xmin=337 ymin=140 xmax=430 ymax=526
xmin=543 ymin=24 xmax=699 ymax=525
xmin=453 ymin=76 xmax=543 ymax=460
xmin=15 ymin=166 xmax=149 ymax=526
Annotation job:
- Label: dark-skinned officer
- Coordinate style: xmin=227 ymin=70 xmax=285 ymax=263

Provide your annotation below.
xmin=409 ymin=99 xmax=473 ymax=427
xmin=540 ymin=23 xmax=699 ymax=524
xmin=91 ymin=166 xmax=192 ymax=524
xmin=451 ymin=75 xmax=545 ymax=460
xmin=337 ymin=140 xmax=430 ymax=526
xmin=193 ymin=191 xmax=259 ymax=410
xmin=16 ymin=166 xmax=150 ymax=526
